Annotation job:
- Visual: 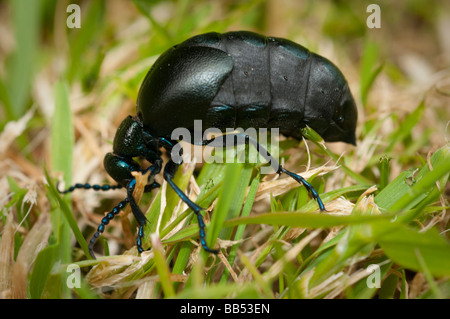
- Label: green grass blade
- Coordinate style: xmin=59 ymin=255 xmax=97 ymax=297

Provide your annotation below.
xmin=50 ymin=81 xmax=75 ymax=296
xmin=301 ymin=126 xmax=372 ymax=185
xmin=378 ymin=274 xmax=399 ymax=299
xmin=238 ymin=250 xmax=274 ymax=298
xmin=372 ymin=221 xmax=450 ymax=277
xmin=415 ymin=249 xmax=444 ymax=298
xmin=360 ymin=40 xmax=383 ymax=107
xmin=220 ymin=174 xmax=260 ymax=283
xmin=378 ymin=155 xmax=391 ymax=191
xmin=375 ymin=169 xmax=418 ymax=210
xmin=51 ymin=81 xmax=74 ymax=184
xmin=349 ymin=260 xmax=393 ymax=299
xmin=66 ymin=1 xmax=105 ymax=83
xmin=297 ymin=184 xmax=370 ymax=212
xmin=44 ymin=169 xmax=91 ymax=259
xmin=206 ymin=162 xmax=245 ymax=250
xmin=6 ymin=0 xmax=41 ymax=120
xmin=152 ymin=241 xmax=175 ymax=298
xmin=218 ymin=163 xmax=254 ymax=240
xmin=224 ymin=211 xmax=394 ymax=228
xmin=29 ymin=244 xmax=58 ymax=299
xmin=376 ymin=144 xmax=450 ymax=214
xmin=385 ymin=102 xmax=425 ymax=154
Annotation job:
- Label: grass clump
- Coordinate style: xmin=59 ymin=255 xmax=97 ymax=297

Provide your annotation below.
xmin=0 ymin=0 xmax=449 ymax=299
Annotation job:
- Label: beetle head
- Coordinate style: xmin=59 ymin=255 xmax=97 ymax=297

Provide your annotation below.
xmin=304 ymin=54 xmax=357 ymax=146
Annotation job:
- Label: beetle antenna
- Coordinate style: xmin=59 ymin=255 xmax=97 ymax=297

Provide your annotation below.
xmin=58 ymin=182 xmax=123 ymax=194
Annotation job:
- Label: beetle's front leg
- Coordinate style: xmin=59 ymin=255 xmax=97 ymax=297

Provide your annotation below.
xmin=103 ymin=152 xmax=161 ymax=253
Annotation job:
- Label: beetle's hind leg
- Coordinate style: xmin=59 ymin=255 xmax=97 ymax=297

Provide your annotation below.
xmin=278 ymin=167 xmax=326 ymax=211
xmin=203 ymin=133 xmax=326 ymax=211
xmin=163 ymin=159 xmax=219 ymax=254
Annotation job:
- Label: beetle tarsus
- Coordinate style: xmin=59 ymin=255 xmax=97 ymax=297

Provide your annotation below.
xmin=137 ymin=225 xmax=150 ymax=253
xmin=279 ymin=167 xmax=326 ymax=211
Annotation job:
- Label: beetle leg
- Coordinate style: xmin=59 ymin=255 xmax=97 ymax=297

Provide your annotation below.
xmin=126 ymin=177 xmax=156 ymax=254
xmin=142 ymin=159 xmax=162 ymax=192
xmin=278 ymin=167 xmax=326 ymax=211
xmin=130 ymin=160 xmax=163 ymax=253
xmin=83 ymin=172 xmax=158 ymax=258
xmin=203 ymin=133 xmax=326 ymax=211
xmin=99 ymin=153 xmax=164 ymax=254
xmin=88 ymin=198 xmax=129 ymax=259
xmin=163 ymin=159 xmax=219 ymax=254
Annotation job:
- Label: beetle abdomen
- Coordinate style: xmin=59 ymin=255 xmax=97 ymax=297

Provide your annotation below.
xmin=212 ymin=32 xmax=271 ymax=129
xmin=176 ymin=31 xmax=314 ymax=136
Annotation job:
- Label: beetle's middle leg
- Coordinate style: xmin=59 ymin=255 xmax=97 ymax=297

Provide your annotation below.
xmin=202 ymin=133 xmax=326 ymax=211
xmin=163 ymin=159 xmax=219 ymax=254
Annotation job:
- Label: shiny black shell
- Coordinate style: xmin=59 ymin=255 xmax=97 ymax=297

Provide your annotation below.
xmin=136 ymin=31 xmax=357 ymax=144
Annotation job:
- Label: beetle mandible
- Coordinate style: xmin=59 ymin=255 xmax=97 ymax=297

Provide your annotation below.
xmin=61 ymin=31 xmax=358 ymax=258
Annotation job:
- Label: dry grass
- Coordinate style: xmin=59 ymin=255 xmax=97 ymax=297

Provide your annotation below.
xmin=0 ymin=0 xmax=449 ymax=299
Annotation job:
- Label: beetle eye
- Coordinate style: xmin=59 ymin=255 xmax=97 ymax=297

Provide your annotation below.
xmin=333 ymin=109 xmax=345 ymax=128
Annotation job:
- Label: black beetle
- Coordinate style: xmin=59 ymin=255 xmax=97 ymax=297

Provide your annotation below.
xmin=61 ymin=31 xmax=357 ymax=258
